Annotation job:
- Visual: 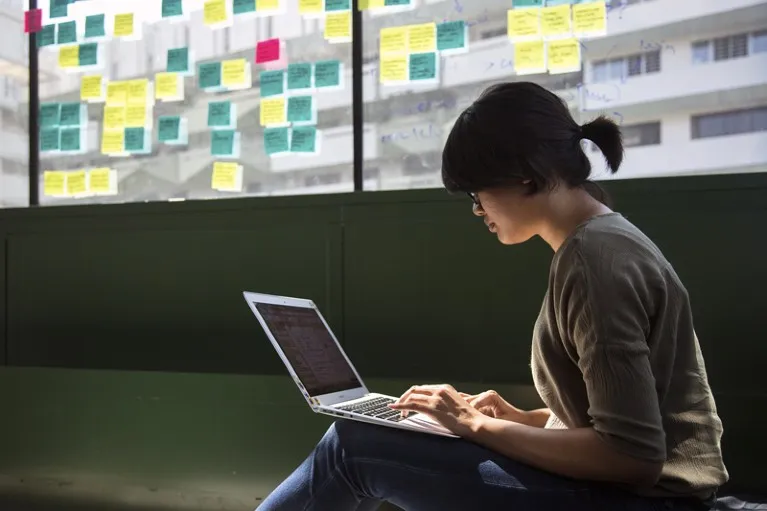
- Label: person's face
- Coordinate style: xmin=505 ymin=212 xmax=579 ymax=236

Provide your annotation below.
xmin=469 ymin=184 xmax=541 ymax=245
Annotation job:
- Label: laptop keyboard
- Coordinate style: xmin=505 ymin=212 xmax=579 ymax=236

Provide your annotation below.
xmin=336 ymin=396 xmax=406 ymax=422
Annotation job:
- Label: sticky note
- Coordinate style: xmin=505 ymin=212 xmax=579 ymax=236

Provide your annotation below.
xmin=127 ymin=79 xmax=149 ymax=105
xmin=380 ymin=26 xmax=407 ymax=55
xmin=24 ymin=9 xmax=42 ymax=34
xmin=264 ymin=127 xmax=289 ymax=155
xmin=299 ymin=0 xmax=323 ymax=14
xmin=359 ymin=0 xmax=385 ymax=8
xmin=208 ymin=101 xmax=235 ymax=128
xmin=541 ymin=5 xmax=572 ymax=38
xmin=379 ymin=55 xmax=408 ymax=83
xmin=104 ymin=106 xmax=126 ymax=130
xmin=287 ymin=63 xmax=312 ymax=90
xmin=79 ymin=43 xmax=98 ymax=66
xmin=407 ymin=23 xmax=436 ymax=53
xmin=57 ymin=20 xmax=77 ymax=44
xmin=43 ymin=171 xmax=66 ymax=197
xmin=84 ymin=14 xmax=105 ymax=38
xmin=106 ymin=82 xmax=128 ymax=106
xmin=114 ymin=13 xmax=134 ymax=37
xmin=125 ymin=105 xmax=149 ymax=128
xmin=573 ymin=1 xmax=606 ymax=37
xmin=325 ymin=11 xmax=351 ymax=41
xmin=40 ymin=103 xmax=61 ymax=127
xmin=260 ymin=97 xmax=286 ymax=126
xmin=158 ymin=116 xmax=181 ymax=141
xmin=233 ymin=0 xmax=256 ymax=14
xmin=513 ymin=0 xmax=542 ymax=6
xmin=211 ymin=162 xmax=242 ymax=191
xmin=156 ymin=72 xmax=183 ymax=100
xmin=124 ymin=127 xmax=149 ymax=153
xmin=50 ymin=0 xmax=68 ymax=19
xmin=199 ymin=62 xmax=222 ymax=89
xmin=66 ymin=171 xmax=88 ymax=196
xmin=256 ymin=0 xmax=281 ymax=12
xmin=290 ymin=126 xmax=317 ymax=153
xmin=325 ymin=0 xmax=351 ymax=11
xmin=167 ymin=47 xmax=190 ymax=73
xmin=314 ymin=60 xmax=341 ymax=88
xmin=211 ymin=129 xmax=239 ymax=157
xmin=101 ymin=129 xmax=125 ymax=154
xmin=58 ymin=46 xmax=79 ymax=68
xmin=287 ymin=96 xmax=313 ymax=123
xmin=59 ymin=127 xmax=82 ymax=152
xmin=384 ymin=0 xmax=410 ymax=5
xmin=204 ymin=0 xmax=228 ymax=25
xmin=508 ymin=9 xmax=541 ymax=42
xmin=59 ymin=102 xmax=84 ymax=127
xmin=514 ymin=40 xmax=546 ymax=75
xmin=38 ymin=25 xmax=56 ymax=47
xmin=436 ymin=21 xmax=466 ymax=52
xmin=260 ymin=70 xmax=284 ymax=97
xmin=547 ymin=38 xmax=581 ymax=74
xmin=89 ymin=168 xmax=113 ymax=194
xmin=222 ymin=59 xmax=248 ymax=88
xmin=81 ymin=75 xmax=104 ymax=101
xmin=409 ymin=52 xmax=437 ymax=81
xmin=162 ymin=0 xmax=183 ymax=18
xmin=256 ymin=38 xmax=280 ymax=63
xmin=40 ymin=127 xmax=60 ymax=152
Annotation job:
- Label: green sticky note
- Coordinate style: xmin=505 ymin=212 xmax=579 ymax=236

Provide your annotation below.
xmin=233 ymin=0 xmax=256 ymax=14
xmin=264 ymin=127 xmax=289 ymax=155
xmin=207 ymin=101 xmax=233 ymax=128
xmin=124 ymin=127 xmax=148 ymax=152
xmin=38 ymin=25 xmax=56 ymax=47
xmin=59 ymin=102 xmax=83 ymax=127
xmin=325 ymin=0 xmax=350 ymax=10
xmin=512 ymin=0 xmax=543 ymax=7
xmin=409 ymin=52 xmax=437 ymax=81
xmin=198 ymin=62 xmax=222 ymax=89
xmin=314 ymin=60 xmax=341 ymax=88
xmin=290 ymin=126 xmax=317 ymax=153
xmin=50 ymin=0 xmax=68 ymax=18
xmin=40 ymin=103 xmax=61 ymax=127
xmin=287 ymin=96 xmax=313 ymax=123
xmin=384 ymin=0 xmax=409 ymax=5
xmin=57 ymin=20 xmax=77 ymax=44
xmin=211 ymin=130 xmax=237 ymax=156
xmin=167 ymin=47 xmax=190 ymax=73
xmin=59 ymin=127 xmax=82 ymax=152
xmin=260 ymin=70 xmax=284 ymax=97
xmin=162 ymin=0 xmax=183 ymax=17
xmin=158 ymin=116 xmax=180 ymax=141
xmin=40 ymin=127 xmax=60 ymax=152
xmin=84 ymin=14 xmax=105 ymax=38
xmin=287 ymin=64 xmax=312 ymax=90
xmin=79 ymin=43 xmax=98 ymax=66
xmin=437 ymin=21 xmax=466 ymax=51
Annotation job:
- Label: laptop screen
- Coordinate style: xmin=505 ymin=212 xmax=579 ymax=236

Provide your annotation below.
xmin=255 ymin=302 xmax=362 ymax=397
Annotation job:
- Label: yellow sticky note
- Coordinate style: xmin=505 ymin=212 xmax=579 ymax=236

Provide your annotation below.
xmin=379 ymin=55 xmax=408 ymax=83
xmin=114 ymin=13 xmax=134 ymax=37
xmin=573 ymin=1 xmax=606 ymax=36
xmin=155 ymin=72 xmax=181 ymax=99
xmin=89 ymin=168 xmax=112 ymax=193
xmin=43 ymin=171 xmax=66 ymax=197
xmin=299 ymin=0 xmax=323 ymax=14
xmin=407 ymin=23 xmax=436 ymax=53
xmin=106 ymin=82 xmax=128 ymax=106
xmin=541 ymin=5 xmax=571 ymax=38
xmin=81 ymin=75 xmax=104 ymax=101
xmin=125 ymin=105 xmax=148 ymax=128
xmin=222 ymin=59 xmax=247 ymax=87
xmin=547 ymin=38 xmax=581 ymax=74
xmin=204 ymin=0 xmax=228 ymax=25
xmin=101 ymin=130 xmax=125 ymax=154
xmin=260 ymin=97 xmax=286 ymax=126
xmin=325 ymin=10 xmax=351 ymax=40
xmin=359 ymin=0 xmax=385 ymax=9
xmin=58 ymin=46 xmax=79 ymax=68
xmin=514 ymin=40 xmax=546 ymax=75
xmin=127 ymin=79 xmax=149 ymax=105
xmin=103 ymin=106 xmax=126 ymax=130
xmin=380 ymin=26 xmax=407 ymax=56
xmin=211 ymin=162 xmax=241 ymax=191
xmin=507 ymin=9 xmax=541 ymax=41
xmin=66 ymin=170 xmax=88 ymax=196
xmin=256 ymin=0 xmax=280 ymax=11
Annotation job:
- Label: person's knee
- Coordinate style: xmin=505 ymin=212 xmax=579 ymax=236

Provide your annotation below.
xmin=320 ymin=420 xmax=386 ymax=460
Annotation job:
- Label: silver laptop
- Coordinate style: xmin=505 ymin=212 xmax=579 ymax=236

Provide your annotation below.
xmin=243 ymin=291 xmax=457 ymax=438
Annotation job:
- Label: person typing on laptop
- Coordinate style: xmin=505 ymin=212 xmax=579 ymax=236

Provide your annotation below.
xmin=256 ymin=83 xmax=728 ymax=511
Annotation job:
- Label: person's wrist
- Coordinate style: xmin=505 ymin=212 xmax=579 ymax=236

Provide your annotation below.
xmin=502 ymin=406 xmax=528 ymax=425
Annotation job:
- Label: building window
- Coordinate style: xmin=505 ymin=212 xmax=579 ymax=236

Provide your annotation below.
xmin=694 ymin=32 xmax=758 ymax=63
xmin=304 ymin=173 xmax=341 ymax=186
xmin=752 ymin=30 xmax=767 ymax=53
xmin=591 ymin=51 xmax=660 ymax=83
xmin=592 ymin=121 xmax=660 ymax=151
xmin=691 ymin=41 xmax=710 ymax=64
xmin=691 ymin=106 xmax=767 ymax=139
xmin=644 ymin=50 xmax=660 ymax=73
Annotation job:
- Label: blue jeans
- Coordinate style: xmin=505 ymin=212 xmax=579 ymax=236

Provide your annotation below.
xmin=258 ymin=419 xmax=703 ymax=511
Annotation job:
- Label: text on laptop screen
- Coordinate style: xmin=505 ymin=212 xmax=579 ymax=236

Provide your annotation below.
xmin=255 ymin=303 xmax=362 ymax=396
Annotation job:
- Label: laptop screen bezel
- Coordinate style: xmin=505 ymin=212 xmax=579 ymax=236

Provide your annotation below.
xmin=243 ymin=291 xmax=369 ymax=408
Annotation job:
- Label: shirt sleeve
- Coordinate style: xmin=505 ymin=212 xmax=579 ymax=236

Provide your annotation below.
xmin=557 ymin=246 xmax=667 ymax=463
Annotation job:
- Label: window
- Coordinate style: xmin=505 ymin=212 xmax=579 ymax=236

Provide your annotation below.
xmin=692 ymin=107 xmax=767 ymax=139
xmin=752 ymin=30 xmax=767 ymax=53
xmin=697 ymin=32 xmax=755 ymax=64
xmin=692 ymin=41 xmax=710 ymax=64
xmin=592 ymin=122 xmax=660 ymax=151
xmin=591 ymin=51 xmax=660 ymax=83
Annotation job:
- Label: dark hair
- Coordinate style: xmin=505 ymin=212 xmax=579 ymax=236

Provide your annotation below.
xmin=441 ymin=82 xmax=623 ymax=205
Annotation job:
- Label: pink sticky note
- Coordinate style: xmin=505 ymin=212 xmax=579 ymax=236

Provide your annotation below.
xmin=255 ymin=38 xmax=280 ymax=64
xmin=24 ymin=9 xmax=43 ymax=34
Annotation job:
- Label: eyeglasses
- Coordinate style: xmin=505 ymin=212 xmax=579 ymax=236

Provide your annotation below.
xmin=467 ymin=192 xmax=482 ymax=209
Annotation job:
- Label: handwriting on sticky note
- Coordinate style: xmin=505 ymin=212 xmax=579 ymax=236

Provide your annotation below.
xmin=38 ymin=25 xmax=56 ymax=47
xmin=40 ymin=103 xmax=61 ymax=127
xmin=256 ymin=38 xmax=280 ymax=63
xmin=24 ymin=9 xmax=42 ymax=34
xmin=89 ymin=168 xmax=112 ymax=194
xmin=260 ymin=97 xmax=286 ymax=126
xmin=158 ymin=116 xmax=181 ymax=142
xmin=167 ymin=47 xmax=190 ymax=73
xmin=127 ymin=79 xmax=149 ymax=104
xmin=514 ymin=40 xmax=546 ymax=74
xmin=59 ymin=103 xmax=83 ymax=127
xmin=204 ymin=0 xmax=228 ymax=25
xmin=198 ymin=62 xmax=222 ymax=89
xmin=125 ymin=105 xmax=149 ymax=128
xmin=44 ymin=171 xmax=66 ymax=197
xmin=299 ymin=0 xmax=323 ymax=14
xmin=379 ymin=55 xmax=408 ymax=83
xmin=208 ymin=101 xmax=234 ymax=128
xmin=380 ymin=26 xmax=407 ymax=55
xmin=573 ymin=2 xmax=606 ymax=36
xmin=211 ymin=162 xmax=242 ymax=191
xmin=264 ymin=128 xmax=289 ymax=155
xmin=287 ymin=63 xmax=312 ymax=90
xmin=287 ymin=96 xmax=313 ymax=122
xmin=325 ymin=11 xmax=351 ymax=41
xmin=66 ymin=171 xmax=88 ymax=195
xmin=81 ymin=75 xmax=104 ymax=101
xmin=260 ymin=70 xmax=285 ymax=97
xmin=314 ymin=60 xmax=341 ymax=88
xmin=40 ymin=127 xmax=60 ymax=152
xmin=508 ymin=8 xmax=541 ymax=41
xmin=50 ymin=0 xmax=68 ymax=18
xmin=114 ymin=13 xmax=134 ymax=37
xmin=290 ymin=126 xmax=317 ymax=153
xmin=407 ymin=23 xmax=436 ymax=53
xmin=104 ymin=106 xmax=127 ymax=130
xmin=326 ymin=0 xmax=351 ymax=11
xmin=409 ymin=52 xmax=437 ymax=81
xmin=255 ymin=0 xmax=281 ymax=12
xmin=222 ymin=59 xmax=248 ymax=87
xmin=541 ymin=5 xmax=571 ymax=38
xmin=156 ymin=72 xmax=182 ymax=100
xmin=106 ymin=82 xmax=128 ymax=106
xmin=547 ymin=38 xmax=581 ymax=74
xmin=60 ymin=128 xmax=82 ymax=152
xmin=162 ymin=0 xmax=183 ymax=18
xmin=78 ymin=43 xmax=98 ymax=67
xmin=59 ymin=46 xmax=79 ymax=68
xmin=57 ymin=20 xmax=77 ymax=44
xmin=211 ymin=129 xmax=238 ymax=157
xmin=124 ymin=127 xmax=147 ymax=153
xmin=85 ymin=14 xmax=105 ymax=38
xmin=233 ymin=0 xmax=256 ymax=14
xmin=513 ymin=0 xmax=542 ymax=7
xmin=437 ymin=21 xmax=466 ymax=51
xmin=101 ymin=130 xmax=125 ymax=154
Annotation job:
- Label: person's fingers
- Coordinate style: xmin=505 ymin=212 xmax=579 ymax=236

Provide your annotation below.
xmin=389 ymin=394 xmax=438 ymax=418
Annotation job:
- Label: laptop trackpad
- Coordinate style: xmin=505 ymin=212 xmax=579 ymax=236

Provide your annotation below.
xmin=403 ymin=414 xmax=452 ymax=432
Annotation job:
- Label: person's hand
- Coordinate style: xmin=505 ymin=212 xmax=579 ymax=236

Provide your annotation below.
xmin=388 ymin=384 xmax=488 ymax=438
xmin=459 ymin=390 xmax=524 ymax=423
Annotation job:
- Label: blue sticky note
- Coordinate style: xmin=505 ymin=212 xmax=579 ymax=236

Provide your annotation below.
xmin=233 ymin=0 xmax=256 ymax=14
xmin=40 ymin=103 xmax=61 ymax=127
xmin=59 ymin=102 xmax=83 ymax=127
xmin=38 ymin=25 xmax=56 ymax=47
xmin=158 ymin=116 xmax=180 ymax=141
xmin=409 ymin=52 xmax=437 ymax=81
xmin=314 ymin=60 xmax=341 ymax=88
xmin=50 ymin=0 xmax=68 ymax=18
xmin=287 ymin=63 xmax=312 ymax=90
xmin=124 ymin=127 xmax=149 ymax=153
xmin=437 ymin=21 xmax=466 ymax=51
xmin=84 ymin=14 xmax=105 ymax=38
xmin=162 ymin=0 xmax=183 ymax=17
xmin=79 ymin=43 xmax=98 ymax=66
xmin=512 ymin=0 xmax=543 ymax=7
xmin=384 ymin=0 xmax=409 ymax=5
xmin=167 ymin=47 xmax=190 ymax=73
xmin=198 ymin=62 xmax=222 ymax=89
xmin=207 ymin=101 xmax=234 ymax=128
xmin=264 ymin=128 xmax=289 ymax=155
xmin=59 ymin=127 xmax=82 ymax=152
xmin=40 ymin=127 xmax=60 ymax=152
xmin=287 ymin=96 xmax=313 ymax=123
xmin=57 ymin=20 xmax=77 ymax=44
xmin=260 ymin=70 xmax=284 ymax=97
xmin=325 ymin=0 xmax=351 ymax=11
xmin=211 ymin=130 xmax=238 ymax=157
xmin=290 ymin=126 xmax=317 ymax=153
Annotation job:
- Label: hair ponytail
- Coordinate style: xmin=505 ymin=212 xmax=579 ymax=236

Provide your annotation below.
xmin=581 ymin=116 xmax=624 ymax=174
